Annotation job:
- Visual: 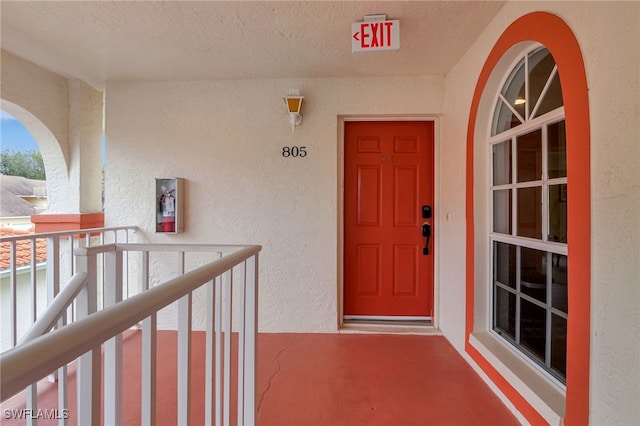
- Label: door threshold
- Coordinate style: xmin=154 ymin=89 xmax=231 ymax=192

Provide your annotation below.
xmin=340 ymin=317 xmax=440 ymax=335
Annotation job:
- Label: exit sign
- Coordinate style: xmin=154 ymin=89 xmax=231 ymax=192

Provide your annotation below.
xmin=352 ymin=16 xmax=400 ymax=52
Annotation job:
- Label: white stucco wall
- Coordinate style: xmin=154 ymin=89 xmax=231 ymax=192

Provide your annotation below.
xmin=442 ymin=2 xmax=640 ymax=424
xmin=104 ymin=76 xmax=444 ymax=333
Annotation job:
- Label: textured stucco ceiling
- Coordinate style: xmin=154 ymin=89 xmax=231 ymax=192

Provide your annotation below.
xmin=1 ymin=1 xmax=505 ymax=89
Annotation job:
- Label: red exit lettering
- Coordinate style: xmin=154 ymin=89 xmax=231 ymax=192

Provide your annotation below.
xmin=360 ymin=21 xmax=393 ymax=49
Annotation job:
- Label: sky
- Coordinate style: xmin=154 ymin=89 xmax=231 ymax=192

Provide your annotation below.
xmin=0 ymin=110 xmax=39 ymax=152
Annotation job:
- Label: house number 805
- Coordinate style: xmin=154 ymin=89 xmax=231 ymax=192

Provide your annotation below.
xmin=282 ymin=146 xmax=307 ymax=157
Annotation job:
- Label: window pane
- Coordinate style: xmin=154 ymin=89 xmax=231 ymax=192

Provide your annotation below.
xmin=517 ymin=187 xmax=542 ymax=239
xmin=549 ymin=184 xmax=567 ymax=243
xmin=501 ymin=57 xmax=526 ymax=120
xmin=492 ymin=99 xmax=522 ymax=135
xmin=552 ymin=254 xmax=568 ymax=313
xmin=529 ymin=48 xmax=557 ymax=117
xmin=517 ymin=129 xmax=542 ymax=182
xmin=493 ymin=190 xmax=512 ymax=234
xmin=548 ymin=121 xmax=567 ymax=178
xmin=495 ymin=242 xmax=516 ymax=289
xmin=551 ymin=314 xmax=567 ymax=379
xmin=495 ymin=287 xmax=516 ymax=340
xmin=534 ymin=72 xmax=563 ymax=117
xmin=520 ymin=299 xmax=546 ymax=363
xmin=520 ymin=247 xmax=547 ymax=303
xmin=493 ymin=141 xmax=512 ymax=185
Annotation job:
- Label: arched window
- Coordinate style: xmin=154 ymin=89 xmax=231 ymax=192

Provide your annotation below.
xmin=489 ymin=46 xmax=567 ymax=384
xmin=465 ymin=12 xmax=590 ymax=425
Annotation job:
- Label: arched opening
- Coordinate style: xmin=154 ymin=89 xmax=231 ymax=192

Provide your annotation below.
xmin=0 ymin=110 xmax=47 ymax=228
xmin=1 ymin=101 xmax=69 ymax=215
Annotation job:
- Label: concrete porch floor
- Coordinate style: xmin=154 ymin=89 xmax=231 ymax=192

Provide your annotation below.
xmin=1 ymin=331 xmax=518 ymax=425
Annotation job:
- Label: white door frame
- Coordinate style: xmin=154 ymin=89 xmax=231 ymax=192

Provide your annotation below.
xmin=337 ymin=115 xmax=441 ymax=330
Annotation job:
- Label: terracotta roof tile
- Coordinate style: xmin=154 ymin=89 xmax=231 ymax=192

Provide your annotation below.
xmin=0 ymin=228 xmax=47 ymax=271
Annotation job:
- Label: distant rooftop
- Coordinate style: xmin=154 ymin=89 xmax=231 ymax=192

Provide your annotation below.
xmin=0 ymin=175 xmax=47 ymax=217
xmin=0 ymin=227 xmax=47 ymax=271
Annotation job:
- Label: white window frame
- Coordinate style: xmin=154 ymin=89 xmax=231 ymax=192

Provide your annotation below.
xmin=486 ymin=44 xmax=568 ymax=389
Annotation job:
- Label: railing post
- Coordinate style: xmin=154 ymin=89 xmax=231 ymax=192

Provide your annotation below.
xmin=177 ymin=252 xmax=192 ymax=426
xmin=223 ymin=269 xmax=233 ymax=426
xmin=243 ymin=254 xmax=258 ymax=425
xmin=237 ymin=261 xmax=246 ymax=426
xmin=215 ymin=274 xmax=223 ymax=426
xmin=104 ymin=248 xmax=123 ymax=425
xmin=30 ymin=239 xmax=37 ymax=324
xmin=9 ymin=240 xmax=17 ymax=348
xmin=46 ymin=236 xmax=69 ymax=425
xmin=75 ymin=247 xmax=100 ymax=426
xmin=46 ymin=237 xmax=60 ymax=344
xmin=205 ymin=277 xmax=216 ymax=426
xmin=141 ymin=251 xmax=157 ymax=426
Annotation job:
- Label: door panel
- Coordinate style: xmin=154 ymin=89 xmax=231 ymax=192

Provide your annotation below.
xmin=344 ymin=121 xmax=434 ymax=317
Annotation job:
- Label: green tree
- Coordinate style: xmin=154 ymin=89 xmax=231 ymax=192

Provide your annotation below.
xmin=0 ymin=148 xmax=46 ymax=180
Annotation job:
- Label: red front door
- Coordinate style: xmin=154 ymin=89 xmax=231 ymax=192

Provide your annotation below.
xmin=344 ymin=121 xmax=434 ymax=317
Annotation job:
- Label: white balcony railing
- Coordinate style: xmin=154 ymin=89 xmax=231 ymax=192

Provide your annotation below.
xmin=1 ymin=226 xmax=137 ymax=353
xmin=0 ymin=237 xmax=261 ymax=425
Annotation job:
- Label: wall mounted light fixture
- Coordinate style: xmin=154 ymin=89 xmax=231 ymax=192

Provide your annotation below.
xmin=283 ymin=89 xmax=304 ymax=133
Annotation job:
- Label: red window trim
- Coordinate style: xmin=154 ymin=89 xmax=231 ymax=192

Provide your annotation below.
xmin=465 ymin=12 xmax=591 ymax=425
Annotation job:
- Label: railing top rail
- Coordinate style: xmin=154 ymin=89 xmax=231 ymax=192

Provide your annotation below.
xmin=115 ymin=243 xmax=257 ymax=253
xmin=0 ymin=244 xmax=261 ymax=400
xmin=0 ymin=226 xmax=137 ymax=242
xmin=75 ymin=243 xmax=256 ymax=256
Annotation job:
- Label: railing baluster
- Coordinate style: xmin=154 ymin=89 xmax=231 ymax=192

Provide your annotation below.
xmin=27 ymin=239 xmax=38 ymax=426
xmin=177 ymin=251 xmax=191 ymax=426
xmin=46 ymin=237 xmax=60 ymax=384
xmin=56 ymin=235 xmax=69 ymax=426
xmin=75 ymin=249 xmax=100 ymax=426
xmin=67 ymin=236 xmax=75 ymax=325
xmin=223 ymin=269 xmax=233 ymax=426
xmin=104 ymin=249 xmax=123 ymax=425
xmin=9 ymin=240 xmax=17 ymax=347
xmin=57 ymin=312 xmax=68 ymax=426
xmin=57 ymin=364 xmax=68 ymax=426
xmin=140 ymin=251 xmax=156 ymax=426
xmin=236 ymin=262 xmax=246 ymax=426
xmin=30 ymin=239 xmax=37 ymax=324
xmin=141 ymin=314 xmax=157 ymax=426
xmin=26 ymin=384 xmax=37 ymax=426
xmin=205 ymin=277 xmax=216 ymax=425
xmin=215 ymin=274 xmax=223 ymax=426
xmin=243 ymin=254 xmax=258 ymax=425
xmin=46 ymin=237 xmax=60 ymax=320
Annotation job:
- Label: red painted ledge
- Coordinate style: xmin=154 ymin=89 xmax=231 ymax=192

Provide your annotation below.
xmin=31 ymin=213 xmax=104 ymax=234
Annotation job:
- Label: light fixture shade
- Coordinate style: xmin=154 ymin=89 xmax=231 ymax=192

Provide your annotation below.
xmin=283 ymin=89 xmax=304 ymax=132
xmin=285 ymin=96 xmax=303 ymax=114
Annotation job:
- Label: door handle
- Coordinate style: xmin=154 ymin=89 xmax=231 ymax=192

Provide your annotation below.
xmin=422 ymin=222 xmax=431 ymax=255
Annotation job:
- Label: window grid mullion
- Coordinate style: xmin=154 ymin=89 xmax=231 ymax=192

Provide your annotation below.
xmin=524 ymin=52 xmax=530 ymax=122
xmin=498 ymin=93 xmax=525 ymax=126
xmin=531 ymin=65 xmax=559 ymax=120
xmin=542 ymin=124 xmax=549 ymax=243
xmin=511 ymin=136 xmax=517 ymax=237
xmin=515 ymin=246 xmax=521 ymax=344
xmin=490 ymin=233 xmax=568 ymax=256
xmin=545 ymin=252 xmax=553 ymax=368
